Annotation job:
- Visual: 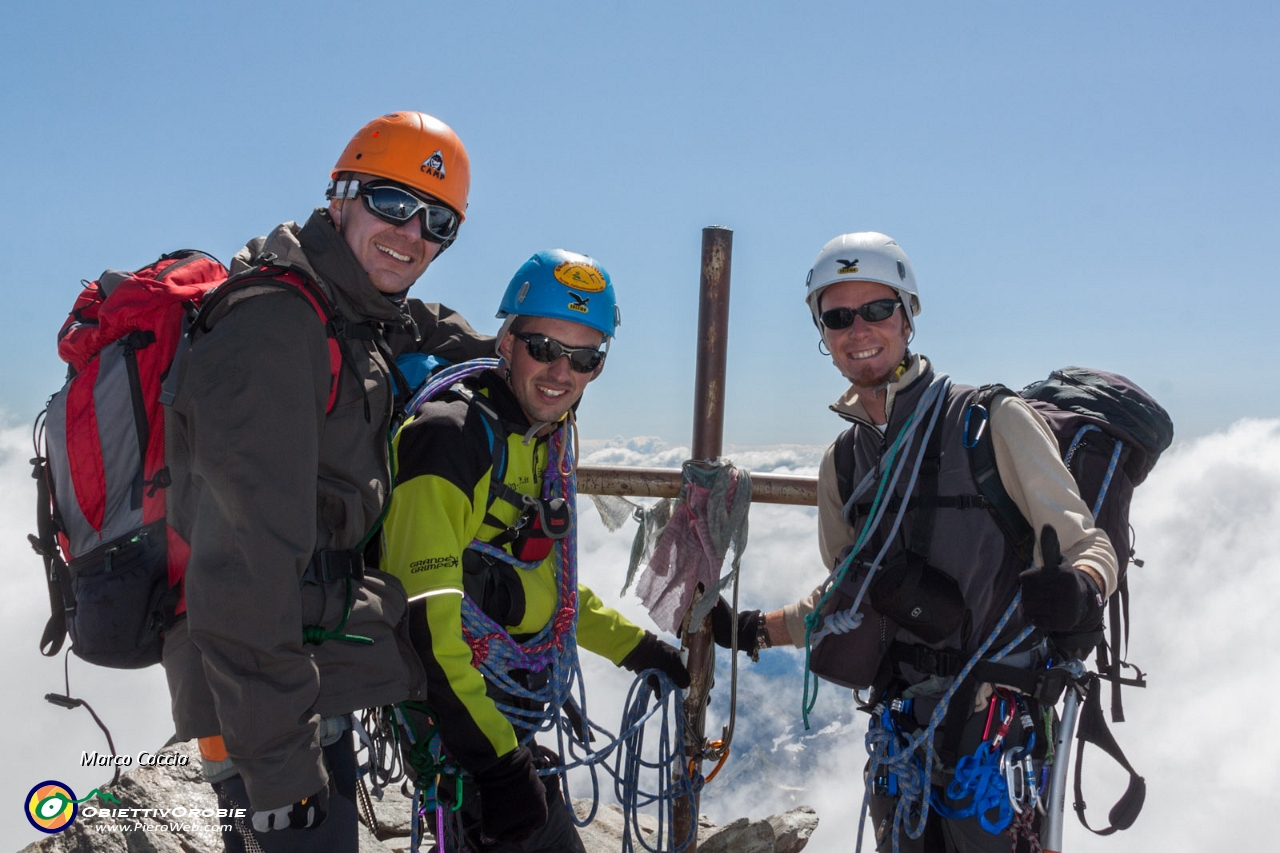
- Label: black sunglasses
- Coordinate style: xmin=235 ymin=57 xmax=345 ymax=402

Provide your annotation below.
xmin=359 ymin=182 xmax=460 ymax=243
xmin=513 ymin=332 xmax=605 ymax=374
xmin=819 ymin=298 xmax=901 ymax=330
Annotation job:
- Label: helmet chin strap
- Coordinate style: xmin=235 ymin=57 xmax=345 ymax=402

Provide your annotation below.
xmin=854 ymin=351 xmax=913 ymax=397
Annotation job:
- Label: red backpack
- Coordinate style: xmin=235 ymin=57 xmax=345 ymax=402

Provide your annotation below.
xmin=30 ymin=249 xmax=342 ymax=669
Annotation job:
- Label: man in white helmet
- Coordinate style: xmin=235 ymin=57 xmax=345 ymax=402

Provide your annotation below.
xmin=712 ymin=232 xmax=1117 ymax=851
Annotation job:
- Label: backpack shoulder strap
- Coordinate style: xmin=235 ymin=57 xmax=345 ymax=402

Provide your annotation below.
xmin=29 ymin=410 xmax=72 ymax=658
xmin=1073 ymin=673 xmax=1146 ymax=834
xmin=447 ymin=385 xmax=525 ymax=536
xmin=833 ymin=426 xmax=857 ymax=510
xmin=965 ymin=384 xmax=1035 ymax=564
xmin=192 ymin=264 xmax=346 ymax=413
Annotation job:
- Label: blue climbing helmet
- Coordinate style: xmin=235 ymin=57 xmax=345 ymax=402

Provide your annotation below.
xmin=496 ymin=249 xmax=619 ymax=340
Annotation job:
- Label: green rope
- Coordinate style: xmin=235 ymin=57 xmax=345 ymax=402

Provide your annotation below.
xmin=302 ymin=579 xmax=374 ymax=646
xmin=398 ymin=701 xmax=446 ymax=781
xmin=800 ymin=410 xmax=919 ymax=728
xmin=1042 ymin=706 xmax=1056 ymax=766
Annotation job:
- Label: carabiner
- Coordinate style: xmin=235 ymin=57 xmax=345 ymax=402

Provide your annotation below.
xmin=989 ymin=690 xmax=1017 ymax=752
xmin=963 ymin=404 xmax=990 ymax=449
xmin=1001 ymin=745 xmax=1027 ymax=814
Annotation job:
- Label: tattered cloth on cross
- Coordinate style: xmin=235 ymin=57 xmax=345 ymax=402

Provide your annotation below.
xmin=617 ymin=462 xmax=752 ymax=636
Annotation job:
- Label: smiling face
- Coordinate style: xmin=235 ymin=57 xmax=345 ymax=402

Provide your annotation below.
xmin=819 ymin=280 xmax=911 ymax=390
xmin=497 ymin=316 xmax=605 ymax=425
xmin=329 ymin=173 xmax=442 ymax=294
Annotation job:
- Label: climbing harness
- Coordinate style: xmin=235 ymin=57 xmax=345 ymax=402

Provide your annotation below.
xmin=812 ymin=372 xmax=1151 ymax=852
xmin=854 ymin=593 xmax=1033 ymax=853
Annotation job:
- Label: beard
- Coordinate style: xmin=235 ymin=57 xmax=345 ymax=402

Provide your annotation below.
xmin=839 ymin=354 xmax=908 ymax=391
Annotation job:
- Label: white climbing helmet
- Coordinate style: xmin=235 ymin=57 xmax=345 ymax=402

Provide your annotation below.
xmin=804 ymin=232 xmax=920 ymax=333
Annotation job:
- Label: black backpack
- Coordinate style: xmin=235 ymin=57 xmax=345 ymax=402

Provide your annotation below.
xmin=967 ymin=367 xmax=1172 ymax=838
xmin=968 ymin=366 xmax=1174 ymax=722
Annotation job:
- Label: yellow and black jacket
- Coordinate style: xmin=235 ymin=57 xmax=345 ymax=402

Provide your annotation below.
xmin=381 ymin=369 xmax=645 ymax=774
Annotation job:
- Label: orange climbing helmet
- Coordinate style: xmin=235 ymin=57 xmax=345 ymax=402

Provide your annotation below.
xmin=329 ymin=111 xmax=470 ymax=220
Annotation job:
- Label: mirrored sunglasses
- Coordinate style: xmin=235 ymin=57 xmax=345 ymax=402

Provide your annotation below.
xmin=819 ymin=298 xmax=901 ymax=330
xmin=359 ymin=182 xmax=460 ymax=243
xmin=513 ymin=332 xmax=605 ymax=373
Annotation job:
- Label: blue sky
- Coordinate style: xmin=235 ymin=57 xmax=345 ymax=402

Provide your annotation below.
xmin=2 ymin=1 xmax=1277 ymax=448
xmin=2 ymin=3 xmax=1279 ymax=844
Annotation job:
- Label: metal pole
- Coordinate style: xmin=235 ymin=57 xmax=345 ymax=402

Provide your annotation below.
xmin=673 ymin=226 xmax=734 ymax=851
xmin=577 ymin=466 xmax=816 ymax=506
xmin=1042 ymin=661 xmax=1086 ymax=853
xmin=690 ymin=227 xmax=733 ymax=464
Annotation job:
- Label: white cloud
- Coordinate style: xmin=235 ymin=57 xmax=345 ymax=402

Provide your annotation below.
xmin=4 ymin=423 xmax=1277 ymax=849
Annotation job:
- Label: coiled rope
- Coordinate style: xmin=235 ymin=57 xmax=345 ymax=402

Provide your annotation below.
xmin=802 ymin=374 xmax=953 ymax=727
xmin=397 ymin=358 xmax=695 ymax=852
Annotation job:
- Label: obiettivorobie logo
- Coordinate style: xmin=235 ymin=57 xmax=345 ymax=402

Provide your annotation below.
xmin=25 ymin=780 xmax=119 ymax=834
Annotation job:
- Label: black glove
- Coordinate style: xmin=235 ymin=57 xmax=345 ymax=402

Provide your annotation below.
xmin=619 ymin=631 xmax=691 ymax=690
xmin=1019 ymin=525 xmax=1105 ymax=633
xmin=475 ymin=745 xmax=547 ymax=844
xmin=710 ymin=596 xmax=765 ymax=658
xmin=250 ymin=785 xmax=329 ymax=832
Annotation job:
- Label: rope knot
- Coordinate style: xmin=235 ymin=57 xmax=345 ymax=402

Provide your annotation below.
xmin=468 ymin=633 xmax=498 ymax=667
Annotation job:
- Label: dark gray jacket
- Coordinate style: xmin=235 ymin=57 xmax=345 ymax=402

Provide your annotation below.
xmin=162 ymin=209 xmax=491 ymax=810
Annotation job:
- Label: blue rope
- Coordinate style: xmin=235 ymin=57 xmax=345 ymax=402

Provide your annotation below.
xmin=403 ymin=358 xmax=694 ymax=850
xmin=931 ymin=743 xmax=1012 ymax=833
xmin=857 ymin=596 xmax=1033 ymax=853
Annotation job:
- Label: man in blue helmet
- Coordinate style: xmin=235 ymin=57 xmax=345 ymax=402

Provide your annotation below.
xmin=381 ymin=250 xmax=689 ymax=851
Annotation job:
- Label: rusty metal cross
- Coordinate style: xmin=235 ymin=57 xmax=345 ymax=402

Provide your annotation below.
xmin=576 ymin=227 xmax=818 ymax=851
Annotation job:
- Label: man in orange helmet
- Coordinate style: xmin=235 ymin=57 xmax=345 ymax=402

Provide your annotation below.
xmin=161 ymin=112 xmax=493 ymax=851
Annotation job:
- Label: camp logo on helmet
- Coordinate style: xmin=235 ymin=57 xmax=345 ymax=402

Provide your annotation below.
xmin=837 ymin=258 xmax=860 ymax=274
xmin=552 ymin=261 xmax=607 ymax=292
xmin=420 ymin=150 xmax=446 ymax=180
xmin=567 ymin=292 xmax=591 ymax=314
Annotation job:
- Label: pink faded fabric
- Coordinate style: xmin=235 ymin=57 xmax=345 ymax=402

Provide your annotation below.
xmin=635 ymin=465 xmax=750 ymax=635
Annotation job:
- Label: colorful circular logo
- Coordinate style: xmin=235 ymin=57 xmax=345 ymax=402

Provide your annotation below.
xmin=552 ymin=262 xmax=607 ymax=293
xmin=26 ymin=781 xmax=77 ymax=834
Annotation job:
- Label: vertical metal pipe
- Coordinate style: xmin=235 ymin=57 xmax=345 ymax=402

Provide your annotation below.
xmin=1043 ymin=662 xmax=1086 ymax=853
xmin=691 ymin=227 xmax=733 ymax=462
xmin=674 ymin=226 xmax=733 ymax=851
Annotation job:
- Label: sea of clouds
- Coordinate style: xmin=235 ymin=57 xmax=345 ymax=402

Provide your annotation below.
xmin=4 ymin=421 xmax=1278 ymax=849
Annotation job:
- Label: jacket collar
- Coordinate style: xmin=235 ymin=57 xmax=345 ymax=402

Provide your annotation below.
xmin=231 ymin=209 xmax=408 ymax=326
xmin=829 ymin=353 xmax=930 ymax=427
xmin=469 ymin=367 xmax=580 ymax=443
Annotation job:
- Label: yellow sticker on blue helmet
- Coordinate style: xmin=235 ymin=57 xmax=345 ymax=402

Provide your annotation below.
xmin=553 ymin=262 xmax=607 ymax=293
